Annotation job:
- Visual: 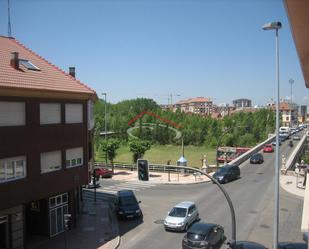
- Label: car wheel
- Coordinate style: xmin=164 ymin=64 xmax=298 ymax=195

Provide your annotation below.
xmin=224 ymin=178 xmax=228 ymax=184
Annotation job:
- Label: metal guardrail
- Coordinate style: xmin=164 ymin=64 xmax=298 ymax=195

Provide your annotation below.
xmin=285 ymin=132 xmax=307 ymax=172
xmin=94 ymin=162 xmax=197 ymax=174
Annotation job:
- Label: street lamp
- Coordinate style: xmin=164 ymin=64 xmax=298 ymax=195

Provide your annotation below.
xmin=262 ymin=21 xmax=282 ymax=249
xmin=102 ymin=93 xmax=108 ymax=168
xmin=289 ymin=78 xmax=294 ymax=127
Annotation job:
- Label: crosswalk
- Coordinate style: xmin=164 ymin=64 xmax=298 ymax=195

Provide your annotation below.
xmin=97 ymin=180 xmax=157 ymax=194
xmin=82 ymin=180 xmax=157 ymax=203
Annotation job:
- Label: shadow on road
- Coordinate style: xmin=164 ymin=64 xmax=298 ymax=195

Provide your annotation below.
xmin=118 ymin=217 xmax=144 ymax=236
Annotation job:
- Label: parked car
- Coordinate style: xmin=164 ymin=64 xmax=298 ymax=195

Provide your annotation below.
xmin=292 ymin=135 xmax=301 ymax=140
xmin=232 ymin=241 xmax=268 ymax=249
xmin=263 ymin=144 xmax=274 ymax=153
xmin=115 ymin=190 xmax=143 ymax=220
xmin=278 ymin=242 xmax=307 ymax=249
xmin=87 ymin=179 xmax=100 ymax=189
xmin=250 ymin=153 xmax=264 ymax=164
xmin=213 ymin=165 xmax=240 ymax=184
xmin=289 ymin=140 xmax=294 ymax=147
xmin=164 ymin=201 xmax=199 ymax=231
xmin=95 ymin=167 xmax=113 ymax=178
xmin=182 ymin=222 xmax=225 ymax=249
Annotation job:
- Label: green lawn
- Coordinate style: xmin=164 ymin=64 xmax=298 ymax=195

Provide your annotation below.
xmin=96 ymin=144 xmax=216 ymax=167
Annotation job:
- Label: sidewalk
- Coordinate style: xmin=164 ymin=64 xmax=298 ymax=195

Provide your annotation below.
xmin=112 ymin=169 xmax=212 ymax=184
xmin=27 ymin=197 xmax=119 ymax=249
xmin=280 ymin=173 xmax=305 ymax=198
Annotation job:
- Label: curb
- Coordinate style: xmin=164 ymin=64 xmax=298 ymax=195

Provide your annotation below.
xmin=100 ymin=203 xmax=121 ymax=249
xmin=150 ymin=179 xmax=211 ymax=185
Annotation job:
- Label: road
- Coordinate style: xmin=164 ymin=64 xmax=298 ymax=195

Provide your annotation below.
xmin=100 ymin=138 xmax=304 ymax=249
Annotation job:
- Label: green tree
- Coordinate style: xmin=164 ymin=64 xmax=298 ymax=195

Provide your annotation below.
xmin=100 ymin=138 xmax=120 ymax=173
xmin=129 ymin=138 xmax=151 ymax=162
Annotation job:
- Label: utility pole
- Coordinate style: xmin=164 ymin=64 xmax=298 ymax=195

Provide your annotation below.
xmin=7 ymin=0 xmax=12 ymax=37
xmin=289 ymin=78 xmax=294 ymax=127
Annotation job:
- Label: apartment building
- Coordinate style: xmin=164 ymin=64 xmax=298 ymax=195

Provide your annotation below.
xmin=268 ymin=101 xmax=298 ymax=127
xmin=173 ymin=97 xmax=213 ymax=115
xmin=232 ymin=98 xmax=252 ymax=109
xmin=0 ymin=36 xmax=97 ymax=249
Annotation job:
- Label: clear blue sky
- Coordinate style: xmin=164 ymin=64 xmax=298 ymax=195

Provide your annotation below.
xmin=0 ymin=0 xmax=308 ymax=106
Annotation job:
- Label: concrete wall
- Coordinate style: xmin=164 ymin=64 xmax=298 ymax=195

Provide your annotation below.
xmin=228 ymin=135 xmax=276 ymax=167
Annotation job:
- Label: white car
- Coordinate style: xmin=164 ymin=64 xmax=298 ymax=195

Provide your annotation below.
xmin=164 ymin=201 xmax=199 ymax=231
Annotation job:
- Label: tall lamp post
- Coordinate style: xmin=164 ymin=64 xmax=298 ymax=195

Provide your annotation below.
xmin=102 ymin=93 xmax=108 ymax=168
xmin=262 ymin=21 xmax=282 ymax=249
xmin=289 ymin=78 xmax=294 ymax=127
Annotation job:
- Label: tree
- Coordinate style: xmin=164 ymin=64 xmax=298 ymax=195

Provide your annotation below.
xmin=100 ymin=138 xmax=120 ymax=173
xmin=129 ymin=138 xmax=151 ymax=163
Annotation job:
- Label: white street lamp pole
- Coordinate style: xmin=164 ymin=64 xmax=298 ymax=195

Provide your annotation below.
xmin=263 ymin=21 xmax=282 ymax=249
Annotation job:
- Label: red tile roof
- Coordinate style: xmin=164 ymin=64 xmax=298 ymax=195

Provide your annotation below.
xmin=175 ymin=97 xmax=212 ymax=105
xmin=0 ymin=36 xmax=96 ymax=99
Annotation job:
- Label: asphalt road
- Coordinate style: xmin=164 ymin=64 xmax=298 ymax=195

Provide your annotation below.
xmin=105 ymin=138 xmax=304 ymax=249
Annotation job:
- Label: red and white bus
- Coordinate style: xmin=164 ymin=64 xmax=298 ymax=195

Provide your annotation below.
xmin=217 ymin=146 xmax=250 ymax=163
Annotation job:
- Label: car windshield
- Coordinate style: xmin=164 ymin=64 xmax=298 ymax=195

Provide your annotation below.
xmin=169 ymin=207 xmax=187 ymax=217
xmin=217 ymin=167 xmax=229 ymax=174
xmin=119 ymin=196 xmax=137 ymax=206
xmin=187 ymin=232 xmax=206 ymax=241
xmin=252 ymin=154 xmax=260 ymax=159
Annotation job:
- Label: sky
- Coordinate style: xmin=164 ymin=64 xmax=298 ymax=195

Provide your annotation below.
xmin=0 ymin=0 xmax=308 ymax=106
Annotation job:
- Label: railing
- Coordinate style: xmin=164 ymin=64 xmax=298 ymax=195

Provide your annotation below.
xmin=284 ymin=132 xmax=307 ymax=172
xmin=94 ymin=162 xmax=197 ymax=174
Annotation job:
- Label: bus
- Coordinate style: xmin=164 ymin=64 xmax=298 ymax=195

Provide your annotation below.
xmin=217 ymin=146 xmax=251 ymax=163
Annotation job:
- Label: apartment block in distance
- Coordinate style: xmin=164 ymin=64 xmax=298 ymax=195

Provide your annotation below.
xmin=173 ymin=97 xmax=213 ymax=115
xmin=0 ymin=36 xmax=97 ymax=249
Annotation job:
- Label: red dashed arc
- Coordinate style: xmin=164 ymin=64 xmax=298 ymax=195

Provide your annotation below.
xmin=127 ymin=111 xmax=182 ymax=129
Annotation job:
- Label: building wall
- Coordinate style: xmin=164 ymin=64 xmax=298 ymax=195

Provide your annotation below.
xmin=0 ymin=96 xmax=89 ymax=210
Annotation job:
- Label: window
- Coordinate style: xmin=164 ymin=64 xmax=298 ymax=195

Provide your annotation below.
xmin=65 ymin=104 xmax=83 ymax=124
xmin=41 ymin=151 xmax=62 ymax=173
xmin=66 ymin=147 xmax=83 ymax=168
xmin=0 ymin=102 xmax=25 ymax=127
xmin=19 ymin=59 xmax=40 ymax=71
xmin=40 ymin=103 xmax=61 ymax=124
xmin=0 ymin=156 xmax=27 ymax=183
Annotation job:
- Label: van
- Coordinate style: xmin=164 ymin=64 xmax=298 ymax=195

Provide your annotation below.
xmin=116 ymin=190 xmax=143 ymax=219
xmin=213 ymin=165 xmax=240 ymax=184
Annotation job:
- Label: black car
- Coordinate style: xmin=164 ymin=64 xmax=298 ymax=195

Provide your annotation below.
xmin=213 ymin=165 xmax=240 ymax=184
xmin=232 ymin=241 xmax=268 ymax=249
xmin=182 ymin=222 xmax=225 ymax=249
xmin=116 ymin=190 xmax=143 ymax=219
xmin=250 ymin=153 xmax=264 ymax=164
xmin=278 ymin=242 xmax=307 ymax=249
xmin=289 ymin=140 xmax=294 ymax=147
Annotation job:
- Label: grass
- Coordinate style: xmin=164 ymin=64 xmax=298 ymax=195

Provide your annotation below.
xmin=96 ymin=144 xmax=216 ymax=167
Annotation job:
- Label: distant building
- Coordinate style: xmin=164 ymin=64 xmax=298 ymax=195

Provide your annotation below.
xmin=232 ymin=98 xmax=252 ymax=109
xmin=299 ymin=105 xmax=307 ymax=123
xmin=269 ymin=101 xmax=298 ymax=127
xmin=173 ymin=97 xmax=213 ymax=115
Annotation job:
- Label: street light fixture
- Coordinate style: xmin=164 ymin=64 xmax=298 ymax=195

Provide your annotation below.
xmin=289 ymin=78 xmax=294 ymax=127
xmin=262 ymin=21 xmax=282 ymax=249
xmin=102 ymin=93 xmax=108 ymax=168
